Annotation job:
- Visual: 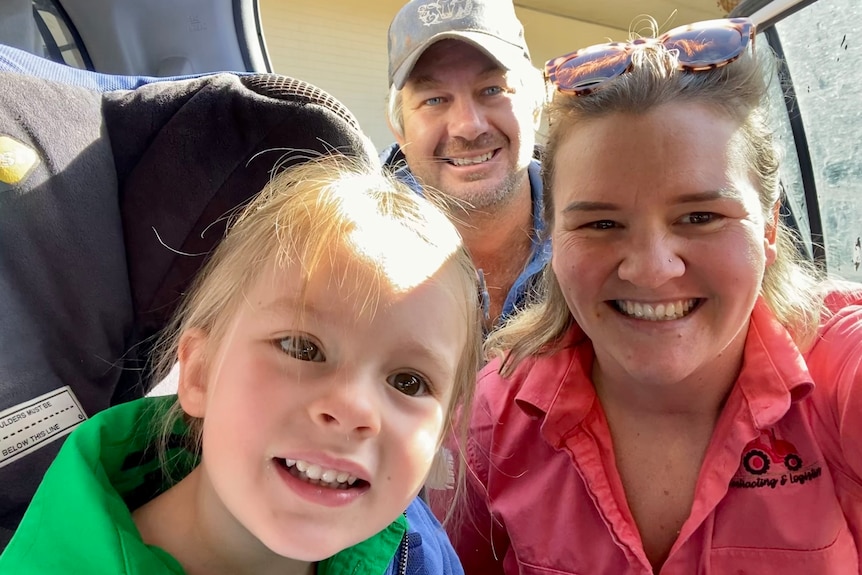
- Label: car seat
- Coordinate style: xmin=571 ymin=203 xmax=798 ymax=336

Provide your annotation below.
xmin=0 ymin=46 xmax=377 ymax=548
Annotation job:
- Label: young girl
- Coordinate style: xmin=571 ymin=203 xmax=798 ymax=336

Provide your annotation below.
xmin=0 ymin=156 xmax=482 ymax=574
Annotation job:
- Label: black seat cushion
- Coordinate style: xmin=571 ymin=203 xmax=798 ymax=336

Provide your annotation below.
xmin=0 ymin=71 xmax=131 ymax=547
xmin=105 ymin=72 xmax=376 ymax=401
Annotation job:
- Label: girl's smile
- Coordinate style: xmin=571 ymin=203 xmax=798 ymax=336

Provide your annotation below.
xmin=274 ymin=457 xmax=370 ymax=508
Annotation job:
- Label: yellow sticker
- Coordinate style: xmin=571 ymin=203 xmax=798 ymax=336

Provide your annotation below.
xmin=0 ymin=135 xmax=40 ymax=185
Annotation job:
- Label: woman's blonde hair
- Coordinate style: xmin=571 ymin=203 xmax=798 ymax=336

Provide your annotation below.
xmin=488 ymin=42 xmax=825 ymax=375
xmin=151 ymin=155 xmax=483 ymax=502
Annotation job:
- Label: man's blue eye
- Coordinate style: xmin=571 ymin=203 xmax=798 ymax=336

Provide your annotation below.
xmin=387 ymin=372 xmax=429 ymax=396
xmin=279 ymin=336 xmax=325 ymax=362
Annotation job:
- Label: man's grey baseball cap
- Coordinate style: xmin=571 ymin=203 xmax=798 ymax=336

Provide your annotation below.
xmin=388 ymin=0 xmax=532 ymax=90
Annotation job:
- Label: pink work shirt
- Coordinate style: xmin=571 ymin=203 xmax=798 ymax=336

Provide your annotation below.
xmin=449 ymin=294 xmax=862 ymax=574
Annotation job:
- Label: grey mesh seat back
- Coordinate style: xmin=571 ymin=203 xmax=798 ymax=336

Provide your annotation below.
xmin=0 ymin=69 xmax=377 ymax=548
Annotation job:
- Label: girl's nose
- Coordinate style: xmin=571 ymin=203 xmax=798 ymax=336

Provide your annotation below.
xmin=309 ymin=376 xmax=381 ymax=440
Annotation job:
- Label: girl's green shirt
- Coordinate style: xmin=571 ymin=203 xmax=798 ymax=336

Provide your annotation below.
xmin=0 ymin=396 xmax=405 ymax=574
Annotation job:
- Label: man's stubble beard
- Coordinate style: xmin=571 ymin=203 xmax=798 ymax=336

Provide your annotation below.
xmin=433 ymin=166 xmax=529 ymax=220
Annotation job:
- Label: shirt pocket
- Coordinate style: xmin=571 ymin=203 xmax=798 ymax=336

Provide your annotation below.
xmin=709 ymin=526 xmax=858 ymax=574
xmin=517 ymin=561 xmax=585 ymax=574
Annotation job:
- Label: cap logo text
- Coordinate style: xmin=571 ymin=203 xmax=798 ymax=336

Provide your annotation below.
xmin=418 ymin=0 xmax=474 ymax=26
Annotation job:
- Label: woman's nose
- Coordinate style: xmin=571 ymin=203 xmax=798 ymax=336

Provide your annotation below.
xmin=616 ymin=234 xmax=685 ymax=288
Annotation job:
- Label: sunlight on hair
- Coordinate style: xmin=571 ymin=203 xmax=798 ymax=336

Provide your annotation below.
xmin=337 ymin=175 xmax=462 ymax=292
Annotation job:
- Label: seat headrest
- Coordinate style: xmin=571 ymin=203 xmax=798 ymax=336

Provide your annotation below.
xmin=104 ymin=72 xmax=379 ymax=390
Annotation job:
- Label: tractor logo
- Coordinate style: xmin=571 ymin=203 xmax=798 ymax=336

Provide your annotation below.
xmin=741 ymin=429 xmax=802 ymax=475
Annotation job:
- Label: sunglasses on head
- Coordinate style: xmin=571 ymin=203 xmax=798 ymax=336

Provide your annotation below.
xmin=545 ymin=17 xmax=755 ymax=96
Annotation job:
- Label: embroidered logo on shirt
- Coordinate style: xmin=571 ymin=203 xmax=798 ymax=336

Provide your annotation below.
xmin=730 ymin=428 xmax=822 ymax=489
xmin=417 ymin=0 xmax=474 ymax=26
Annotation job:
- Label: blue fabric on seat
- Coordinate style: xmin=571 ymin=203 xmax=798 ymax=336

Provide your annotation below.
xmin=0 ymin=43 xmax=237 ymax=91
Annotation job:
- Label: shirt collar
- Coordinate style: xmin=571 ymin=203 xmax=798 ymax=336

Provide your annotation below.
xmin=514 ymin=298 xmax=814 ymax=445
xmin=501 ymin=160 xmax=552 ymax=319
xmin=737 ymin=297 xmax=814 ymax=428
xmin=317 ymin=513 xmax=407 ymax=575
xmin=513 ymin=323 xmax=595 ymax=448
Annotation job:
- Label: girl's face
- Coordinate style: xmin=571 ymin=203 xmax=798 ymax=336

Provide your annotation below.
xmin=550 ymin=102 xmax=777 ymax=390
xmin=177 ymin=252 xmax=467 ymax=562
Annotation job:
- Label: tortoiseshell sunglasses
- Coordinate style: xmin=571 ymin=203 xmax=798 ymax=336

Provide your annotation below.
xmin=545 ymin=17 xmax=755 ymax=96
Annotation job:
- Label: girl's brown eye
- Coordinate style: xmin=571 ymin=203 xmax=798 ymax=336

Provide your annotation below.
xmin=387 ymin=372 xmax=430 ymax=396
xmin=279 ymin=336 xmax=325 ymax=362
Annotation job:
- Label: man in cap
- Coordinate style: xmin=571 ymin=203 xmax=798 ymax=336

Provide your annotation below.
xmin=380 ymin=0 xmax=549 ymax=329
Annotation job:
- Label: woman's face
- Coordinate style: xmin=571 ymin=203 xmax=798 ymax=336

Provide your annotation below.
xmin=550 ymin=102 xmax=777 ymax=388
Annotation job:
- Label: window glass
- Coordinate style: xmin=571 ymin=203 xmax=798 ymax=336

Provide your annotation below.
xmin=765 ymin=68 xmax=812 ymax=258
xmin=766 ymin=0 xmax=862 ymax=281
xmin=32 ymin=0 xmax=87 ymax=69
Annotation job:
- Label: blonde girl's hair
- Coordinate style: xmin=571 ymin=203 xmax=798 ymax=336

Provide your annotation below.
xmin=487 ymin=43 xmax=825 ymax=376
xmin=151 ymin=155 xmax=483 ymax=503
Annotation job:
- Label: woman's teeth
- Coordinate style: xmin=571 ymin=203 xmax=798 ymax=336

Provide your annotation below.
xmin=615 ymin=299 xmax=698 ymax=321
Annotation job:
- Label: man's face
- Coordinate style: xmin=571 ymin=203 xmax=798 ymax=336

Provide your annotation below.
xmin=396 ymin=40 xmax=537 ymax=211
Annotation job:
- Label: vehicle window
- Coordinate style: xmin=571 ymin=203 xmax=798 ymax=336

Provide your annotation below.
xmin=32 ymin=0 xmax=88 ymax=69
xmin=763 ymin=0 xmax=862 ymax=281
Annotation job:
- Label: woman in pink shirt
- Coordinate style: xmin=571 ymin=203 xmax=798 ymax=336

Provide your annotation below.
xmin=444 ymin=17 xmax=862 ymax=575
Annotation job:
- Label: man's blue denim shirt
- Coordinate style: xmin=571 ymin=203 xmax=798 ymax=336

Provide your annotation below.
xmin=380 ymin=142 xmax=551 ymax=323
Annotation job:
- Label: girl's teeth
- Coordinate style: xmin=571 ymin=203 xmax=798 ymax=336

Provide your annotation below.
xmin=321 ymin=469 xmax=337 ymax=483
xmin=305 ymin=464 xmax=323 ymax=480
xmin=282 ymin=458 xmax=359 ymax=487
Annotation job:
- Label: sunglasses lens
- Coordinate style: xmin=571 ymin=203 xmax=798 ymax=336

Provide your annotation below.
xmin=553 ymin=47 xmax=631 ymax=93
xmin=664 ymin=25 xmax=746 ymax=68
xmin=546 ymin=19 xmax=754 ymax=95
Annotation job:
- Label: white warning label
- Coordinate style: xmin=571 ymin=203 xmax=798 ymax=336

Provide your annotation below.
xmin=0 ymin=387 xmax=87 ymax=469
